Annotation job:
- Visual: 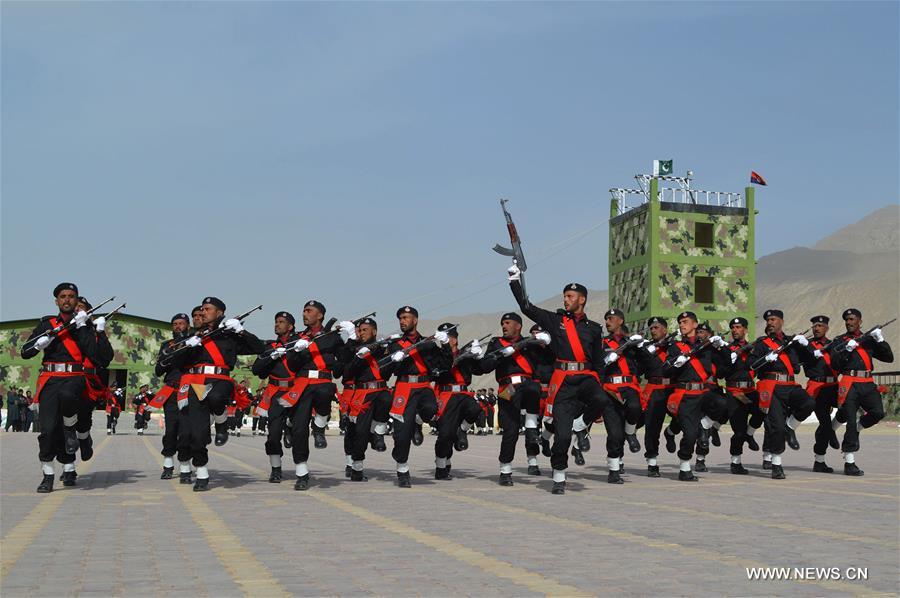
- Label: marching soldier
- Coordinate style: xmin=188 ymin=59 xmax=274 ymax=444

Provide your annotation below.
xmin=169 ymin=297 xmax=265 ymax=491
xmin=20 ymin=283 xmax=103 ymax=493
xmin=132 ymin=384 xmax=152 ymax=435
xmin=151 ymin=313 xmax=193 ymax=481
xmin=190 ymin=306 xmax=203 ymax=332
xmin=825 ymin=308 xmax=893 ymax=475
xmin=107 ymin=383 xmax=123 ymax=434
xmin=638 ymin=317 xmax=674 ymax=477
xmin=693 ymin=323 xmax=730 ymax=473
xmin=748 ymin=309 xmax=816 ymax=479
xmin=803 ymin=315 xmax=842 ymax=473
xmin=73 ymin=296 xmax=114 ymax=464
xmin=507 ymin=265 xmax=612 ymax=495
xmin=720 ymin=317 xmax=760 ymax=474
xmin=478 ymin=312 xmax=551 ymax=485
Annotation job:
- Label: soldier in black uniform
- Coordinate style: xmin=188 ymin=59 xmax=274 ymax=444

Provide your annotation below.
xmin=803 ymin=315 xmax=842 ymax=473
xmin=692 ymin=323 xmax=730 ymax=473
xmin=478 ymin=313 xmax=551 ymax=485
xmin=132 ymin=384 xmax=152 ymax=435
xmin=748 ymin=309 xmax=816 ymax=479
xmin=107 ymin=383 xmax=123 ymax=434
xmin=73 ymin=296 xmax=114 ymax=464
xmin=20 ymin=283 xmax=104 ymax=492
xmin=190 ymin=306 xmax=203 ymax=332
xmin=719 ymin=317 xmax=761 ymax=474
xmin=153 ymin=313 xmax=193 ymax=481
xmin=638 ymin=317 xmax=674 ymax=477
xmin=507 ymin=265 xmax=612 ymax=495
xmin=528 ymin=324 xmax=556 ymax=458
xmin=385 ymin=306 xmax=446 ymax=488
xmin=169 ymin=297 xmax=265 ymax=491
xmin=825 ymin=308 xmax=893 ymax=475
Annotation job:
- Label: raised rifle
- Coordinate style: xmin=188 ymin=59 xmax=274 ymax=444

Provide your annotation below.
xmin=377 ymin=323 xmax=459 ymax=368
xmin=492 ymin=198 xmax=529 ymax=297
xmin=263 ymin=311 xmax=377 ymax=359
xmin=821 ymin=318 xmax=896 ymax=353
xmin=749 ymin=327 xmax=812 ymax=371
xmin=22 ymin=295 xmax=117 ymax=349
xmin=160 ymin=304 xmax=263 ymax=366
xmin=452 ymin=334 xmax=493 ymax=365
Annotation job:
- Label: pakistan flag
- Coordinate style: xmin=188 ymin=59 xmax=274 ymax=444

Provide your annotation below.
xmin=653 ymin=159 xmax=673 ymax=176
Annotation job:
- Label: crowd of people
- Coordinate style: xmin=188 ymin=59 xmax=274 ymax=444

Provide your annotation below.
xmin=3 ymin=388 xmax=36 ymax=432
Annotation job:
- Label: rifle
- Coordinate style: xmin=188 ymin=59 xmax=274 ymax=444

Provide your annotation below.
xmin=356 ymin=332 xmax=402 ymax=353
xmin=492 ymin=198 xmax=529 ymax=297
xmin=821 ymin=318 xmax=896 ymax=353
xmin=22 ymin=295 xmax=117 ymax=349
xmin=377 ymin=323 xmax=459 ymax=368
xmin=452 ymin=334 xmax=492 ymax=365
xmin=101 ymin=302 xmax=128 ymax=323
xmin=262 ymin=311 xmax=377 ymax=359
xmin=160 ymin=304 xmax=263 ymax=366
xmin=749 ymin=327 xmax=812 ymax=371
xmin=650 ymin=331 xmax=678 ymax=349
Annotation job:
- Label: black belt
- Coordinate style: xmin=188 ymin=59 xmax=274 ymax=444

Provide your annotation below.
xmin=343 ymin=383 xmax=356 ymax=390
xmin=188 ymin=365 xmax=231 ymax=375
xmin=727 ymin=381 xmax=754 ymax=389
xmin=646 ymin=377 xmax=671 ymax=385
xmin=359 ymin=381 xmax=387 ymax=390
xmin=605 ymin=375 xmax=635 ymax=384
xmin=397 ymin=375 xmax=430 ymax=383
xmin=41 ymin=363 xmax=90 ymax=374
xmin=810 ymin=376 xmax=837 ymax=383
xmin=297 ymin=370 xmax=332 ymax=380
xmin=761 ymin=373 xmax=795 ymax=382
xmin=556 ymin=361 xmax=589 ymax=371
xmin=268 ymin=378 xmax=293 ymax=388
xmin=438 ymin=384 xmax=468 ymax=393
xmin=843 ymin=370 xmax=872 ymax=378
xmin=499 ymin=374 xmax=533 ymax=386
xmin=679 ymin=382 xmax=706 ymax=391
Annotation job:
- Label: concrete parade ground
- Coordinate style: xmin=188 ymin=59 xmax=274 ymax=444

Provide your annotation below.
xmin=1 ymin=423 xmax=898 ymax=597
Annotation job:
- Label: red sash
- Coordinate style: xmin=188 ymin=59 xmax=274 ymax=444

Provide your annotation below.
xmin=666 ymin=342 xmax=709 ymax=414
xmin=390 ymin=381 xmax=432 ymax=421
xmin=805 ymin=379 xmax=837 ymax=401
xmin=233 ymin=386 xmax=252 ymax=410
xmin=602 ymin=338 xmax=641 ymax=403
xmin=763 ymin=337 xmax=795 ymax=376
xmin=149 ymin=385 xmax=176 ymax=408
xmin=640 ymin=383 xmax=671 ymax=411
xmin=338 ymin=384 xmax=354 ymax=415
xmin=34 ymin=318 xmax=87 ymax=404
xmin=543 ymin=368 xmax=599 ymax=418
xmin=837 ymin=375 xmax=874 ymax=407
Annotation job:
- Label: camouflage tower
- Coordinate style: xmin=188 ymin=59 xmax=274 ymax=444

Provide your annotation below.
xmin=608 ymin=170 xmax=756 ymax=336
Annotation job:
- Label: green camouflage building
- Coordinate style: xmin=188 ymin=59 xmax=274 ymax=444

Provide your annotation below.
xmin=608 ymin=171 xmax=757 ymax=336
xmin=0 ymin=314 xmax=256 ymax=403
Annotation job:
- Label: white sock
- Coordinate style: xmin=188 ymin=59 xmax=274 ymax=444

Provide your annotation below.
xmin=572 ymin=416 xmax=588 ymax=432
xmin=731 ymin=455 xmax=741 ymax=464
xmin=843 ymin=452 xmax=855 ymax=464
xmin=312 ymin=414 xmax=327 ymax=429
xmin=814 ymin=454 xmax=826 ymax=463
xmin=679 ymin=460 xmax=691 ymax=472
xmin=500 ymin=463 xmax=512 ymax=474
xmin=647 ymin=457 xmax=658 ymax=466
xmin=832 ymin=417 xmax=844 ymax=431
xmin=179 ymin=461 xmax=192 ymax=473
xmin=763 ymin=452 xmax=772 ymax=462
xmin=786 ymin=415 xmax=800 ymax=430
xmin=63 ymin=463 xmax=76 ymax=473
xmin=524 ymin=413 xmax=539 ymax=428
xmin=552 ymin=469 xmax=566 ymax=482
xmin=41 ymin=462 xmax=55 ymax=475
xmin=856 ymin=417 xmax=863 ymax=430
xmin=396 ymin=462 xmax=409 ymax=474
xmin=625 ymin=422 xmax=637 ymax=435
xmin=712 ymin=421 xmax=722 ymax=430
xmin=374 ymin=422 xmax=387 ymax=435
xmin=446 ymin=458 xmax=452 ymax=468
xmin=700 ymin=416 xmax=713 ymax=430
xmin=435 ymin=457 xmax=447 ymax=468
xmin=213 ymin=412 xmax=228 ymax=425
xmin=415 ymin=415 xmax=423 ymax=425
xmin=696 ymin=456 xmax=705 ymax=463
xmin=63 ymin=415 xmax=77 ymax=427
xmin=527 ymin=456 xmax=538 ymax=466
xmin=607 ymin=457 xmax=620 ymax=472
xmin=345 ymin=454 xmax=353 ymax=466
xmin=352 ymin=460 xmax=364 ymax=472
xmin=163 ymin=457 xmax=174 ymax=468
xmin=76 ymin=431 xmax=90 ymax=440
xmin=747 ymin=425 xmax=758 ymax=437
xmin=269 ymin=455 xmax=282 ymax=468
xmin=460 ymin=421 xmax=472 ymax=432
xmin=772 ymin=454 xmax=782 ymax=466
xmin=295 ymin=462 xmax=309 ymax=477
xmin=196 ymin=466 xmax=209 ymax=480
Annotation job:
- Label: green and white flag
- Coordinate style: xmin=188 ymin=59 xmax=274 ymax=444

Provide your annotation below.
xmin=653 ymin=159 xmax=673 ymax=176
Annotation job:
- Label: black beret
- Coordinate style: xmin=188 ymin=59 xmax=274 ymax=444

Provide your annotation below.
xmin=697 ymin=322 xmax=713 ymax=333
xmin=529 ymin=324 xmax=543 ymax=333
xmin=396 ymin=305 xmax=418 ymax=318
xmin=563 ymin=282 xmax=588 ymax=297
xmin=191 ymin=305 xmax=203 ymax=315
xmin=763 ymin=309 xmax=784 ymax=320
xmin=842 ymin=308 xmax=861 ymax=320
xmin=202 ymin=296 xmax=226 ymax=311
xmin=275 ymin=311 xmax=295 ymax=325
xmin=647 ymin=316 xmax=667 ymax=327
xmin=500 ymin=312 xmax=522 ymax=324
xmin=438 ymin=322 xmax=459 ymax=337
xmin=357 ymin=317 xmax=377 ymax=328
xmin=730 ymin=317 xmax=748 ymax=327
xmin=677 ymin=311 xmax=698 ymax=322
xmin=77 ymin=296 xmax=93 ymax=310
xmin=53 ymin=282 xmax=78 ymax=297
xmin=604 ymin=308 xmax=625 ymax=320
xmin=171 ymin=313 xmax=190 ymax=324
xmin=810 ymin=315 xmax=830 ymax=325
xmin=304 ymin=300 xmax=326 ymax=315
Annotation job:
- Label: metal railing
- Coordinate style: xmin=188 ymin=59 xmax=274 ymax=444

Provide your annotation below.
xmin=610 ymin=174 xmax=745 ymax=216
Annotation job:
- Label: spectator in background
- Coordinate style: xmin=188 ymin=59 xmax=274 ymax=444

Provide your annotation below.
xmin=18 ymin=389 xmax=29 ymax=431
xmin=5 ymin=388 xmax=21 ymax=431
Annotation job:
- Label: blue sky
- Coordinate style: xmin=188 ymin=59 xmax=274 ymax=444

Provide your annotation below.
xmin=2 ymin=1 xmax=897 ymax=332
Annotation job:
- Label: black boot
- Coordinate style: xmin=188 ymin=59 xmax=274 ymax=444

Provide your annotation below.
xmin=345 ymin=464 xmax=353 ymax=478
xmin=179 ymin=471 xmax=193 ymax=484
xmin=571 ymin=446 xmax=585 ymax=466
xmin=412 ymin=424 xmax=424 ymax=446
xmin=607 ymin=470 xmax=624 ymax=484
xmin=786 ymin=427 xmax=800 ymax=450
xmin=697 ymin=427 xmax=710 ymax=453
xmin=268 ymin=467 xmax=282 ymax=483
xmin=678 ymin=470 xmax=698 ymax=482
xmin=160 ymin=467 xmax=174 ymax=480
xmin=454 ymin=427 xmax=469 ymax=451
xmin=370 ymin=432 xmax=386 ymax=452
xmin=498 ymin=472 xmax=514 ymax=486
xmin=551 ymin=480 xmax=566 ymax=495
xmin=79 ymin=436 xmax=94 ymax=461
xmin=665 ymin=428 xmax=677 ymax=453
xmin=694 ymin=460 xmax=708 ymax=473
xmin=312 ymin=425 xmax=327 ymax=449
xmin=745 ymin=434 xmax=760 ymax=451
xmin=349 ymin=469 xmax=368 ymax=482
xmin=647 ymin=465 xmax=661 ymax=478
xmin=193 ymin=478 xmax=210 ymax=491
xmin=541 ymin=437 xmax=552 ymax=457
xmin=294 ymin=474 xmax=310 ymax=491
xmin=435 ymin=466 xmax=453 ymax=480
xmin=37 ymin=473 xmax=54 ymax=493
xmin=61 ymin=470 xmax=78 ymax=487
xmin=710 ymin=428 xmax=721 ymax=447
xmin=397 ymin=471 xmax=411 ymax=488
xmin=214 ymin=423 xmax=228 ymax=447
xmin=762 ymin=459 xmax=772 ymax=470
xmin=771 ymin=464 xmax=786 ymax=479
xmin=828 ymin=428 xmax=840 ymax=450
xmin=626 ymin=433 xmax=641 ymax=453
xmin=64 ymin=427 xmax=79 ymax=455
xmin=844 ymin=462 xmax=864 ymax=476
xmin=813 ymin=461 xmax=834 ymax=473
xmin=574 ymin=429 xmax=591 ymax=452
xmin=730 ymin=463 xmax=749 ymax=475
xmin=527 ymin=465 xmax=541 ymax=476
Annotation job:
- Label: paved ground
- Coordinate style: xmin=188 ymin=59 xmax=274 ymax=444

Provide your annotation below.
xmin=1 ymin=423 xmax=898 ymax=597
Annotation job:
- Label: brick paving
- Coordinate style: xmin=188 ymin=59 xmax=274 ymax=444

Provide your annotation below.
xmin=1 ymin=423 xmax=898 ymax=596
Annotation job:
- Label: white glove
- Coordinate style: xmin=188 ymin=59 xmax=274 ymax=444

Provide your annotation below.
xmin=337 ymin=321 xmax=357 ymax=342
xmin=434 ymin=330 xmax=450 ymax=346
xmin=507 ymin=264 xmax=521 ymax=281
xmin=813 ymin=349 xmax=823 ymax=359
xmin=470 ymin=339 xmax=484 ymax=359
xmin=292 ymin=339 xmax=310 ymax=352
xmin=74 ymin=310 xmax=89 ymax=329
xmin=792 ymin=334 xmax=809 ymax=347
xmin=94 ymin=317 xmax=106 ymax=332
xmin=33 ymin=335 xmax=52 ymax=351
xmin=646 ymin=344 xmax=657 ymax=355
xmin=535 ymin=331 xmax=551 ymax=346
xmin=388 ymin=333 xmax=402 ymax=340
xmin=629 ymin=334 xmax=643 ymax=342
xmin=845 ymin=339 xmax=858 ymax=352
xmin=270 ymin=346 xmax=287 ymax=359
xmin=220 ymin=318 xmax=244 ymax=333
xmin=185 ymin=336 xmax=202 ymax=348
xmin=673 ymin=355 xmax=689 ymax=368
xmin=730 ymin=352 xmax=738 ymax=364
xmin=604 ymin=352 xmax=619 ymax=365
xmin=500 ymin=346 xmax=516 ymax=357
xmin=710 ymin=335 xmax=727 ymax=348
xmin=391 ymin=350 xmax=406 ymax=363
xmin=871 ymin=328 xmax=884 ymax=343
xmin=356 ymin=346 xmax=371 ymax=358
xmin=765 ymin=352 xmax=779 ymax=363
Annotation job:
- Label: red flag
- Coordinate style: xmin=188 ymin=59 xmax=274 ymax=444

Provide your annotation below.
xmin=750 ymin=171 xmax=767 ymax=186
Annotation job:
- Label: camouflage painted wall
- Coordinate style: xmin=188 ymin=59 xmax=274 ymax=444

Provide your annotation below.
xmin=657 ymin=212 xmax=750 ymax=259
xmin=609 ymin=205 xmax=649 ymax=266
xmin=610 ymin=264 xmax=649 ymax=318
xmin=657 ymin=262 xmax=752 ymax=314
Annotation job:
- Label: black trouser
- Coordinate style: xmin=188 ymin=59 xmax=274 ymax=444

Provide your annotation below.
xmin=602 ymin=396 xmax=628 ymax=460
xmin=264 ymin=396 xmax=289 ymax=458
xmin=485 ymin=405 xmax=495 ymax=430
xmin=497 ymin=381 xmax=541 ymax=465
xmin=642 ymin=387 xmax=672 ymax=459
xmin=37 ymin=377 xmax=84 ymax=464
xmin=107 ymin=412 xmax=119 ymax=430
xmin=75 ymin=395 xmax=95 ymax=439
xmin=549 ymin=375 xmax=608 ymax=471
xmin=696 ymin=390 xmax=728 ymax=458
xmin=621 ymin=387 xmax=643 ymax=427
xmin=343 ymin=417 xmax=355 ymax=455
xmin=726 ymin=390 xmax=761 ymax=456
xmin=134 ymin=411 xmax=148 ymax=429
xmin=391 ymin=387 xmax=437 ymax=465
xmin=839 ymin=381 xmax=885 ymax=454
xmin=289 ymin=383 xmax=336 ymax=465
xmin=435 ymin=393 xmax=482 ymax=460
xmin=186 ymin=379 xmax=232 ymax=467
xmin=672 ymin=392 xmax=705 ymax=462
xmin=162 ymin=397 xmax=192 ymax=462
xmin=811 ymin=385 xmax=839 ymax=456
xmin=350 ymin=390 xmax=391 ymax=463
xmin=475 ymin=411 xmax=486 ymax=428
xmin=764 ymin=384 xmax=814 ymax=455
xmin=4 ymin=411 xmax=19 ymax=431
xmin=258 ymin=416 xmax=268 ymax=433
